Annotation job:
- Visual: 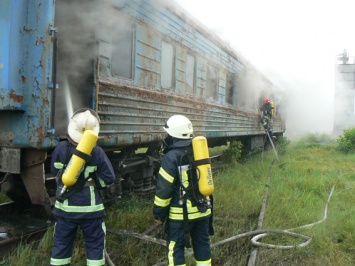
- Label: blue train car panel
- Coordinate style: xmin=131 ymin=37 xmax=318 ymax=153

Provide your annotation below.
xmin=0 ymin=0 xmax=56 ymax=149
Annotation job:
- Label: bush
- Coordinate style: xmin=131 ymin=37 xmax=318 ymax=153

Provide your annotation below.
xmin=296 ymin=133 xmax=335 ymax=147
xmin=223 ymin=140 xmax=243 ymax=163
xmin=336 ymin=128 xmax=355 ymax=153
xmin=276 ymin=136 xmax=291 ymax=155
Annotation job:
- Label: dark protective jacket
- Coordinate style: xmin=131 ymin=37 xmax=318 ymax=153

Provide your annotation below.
xmin=260 ymin=102 xmax=273 ymax=117
xmin=51 ymin=140 xmax=115 ymax=219
xmin=153 ymin=139 xmax=211 ymax=222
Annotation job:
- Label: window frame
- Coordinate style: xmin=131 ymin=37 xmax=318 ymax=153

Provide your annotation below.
xmin=160 ymin=40 xmax=175 ymax=89
xmin=111 ymin=19 xmax=135 ymax=79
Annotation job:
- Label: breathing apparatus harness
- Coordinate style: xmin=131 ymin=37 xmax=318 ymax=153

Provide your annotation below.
xmin=178 ymin=150 xmax=211 ymax=211
xmin=55 ymin=139 xmax=94 ymax=201
xmin=176 ymin=144 xmax=214 ymax=248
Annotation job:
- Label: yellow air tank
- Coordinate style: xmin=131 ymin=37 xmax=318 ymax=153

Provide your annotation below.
xmin=271 ymin=101 xmax=275 ymax=116
xmin=192 ymin=136 xmax=214 ymax=197
xmin=61 ymin=130 xmax=98 ymax=194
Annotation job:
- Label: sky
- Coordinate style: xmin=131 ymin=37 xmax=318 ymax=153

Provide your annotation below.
xmin=174 ymin=0 xmax=355 ymax=139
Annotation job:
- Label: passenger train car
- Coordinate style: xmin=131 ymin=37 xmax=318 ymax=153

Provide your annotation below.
xmin=0 ymin=0 xmax=285 ymax=211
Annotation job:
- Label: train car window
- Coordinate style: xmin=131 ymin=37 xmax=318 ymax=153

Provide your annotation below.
xmin=226 ymin=72 xmax=235 ymax=105
xmin=185 ymin=54 xmax=195 ymax=94
xmin=111 ymin=21 xmax=134 ymax=79
xmin=161 ymin=41 xmax=174 ymax=89
xmin=206 ymin=65 xmax=218 ymax=99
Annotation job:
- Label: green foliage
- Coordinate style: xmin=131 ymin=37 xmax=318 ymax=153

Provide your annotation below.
xmin=209 ymin=144 xmax=228 ymax=157
xmin=0 ymin=192 xmax=10 ymax=203
xmin=336 ymin=127 xmax=355 ymax=153
xmin=223 ymin=140 xmax=243 ymax=163
xmin=276 ymin=136 xmax=291 ymax=155
xmin=2 ymin=227 xmax=53 ymax=266
xmin=295 ymin=133 xmax=336 ymax=148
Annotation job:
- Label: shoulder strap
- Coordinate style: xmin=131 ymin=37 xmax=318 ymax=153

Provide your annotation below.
xmin=193 ymin=157 xmax=211 ymax=167
xmin=57 ymin=142 xmax=72 ymax=179
xmin=64 ymin=142 xmax=72 ymax=166
xmin=177 ymin=147 xmax=193 ymax=248
xmin=72 ymin=148 xmax=92 ymax=162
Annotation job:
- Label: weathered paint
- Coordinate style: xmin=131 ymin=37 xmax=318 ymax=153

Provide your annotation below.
xmin=21 ymin=149 xmax=52 ymax=206
xmin=97 ymin=78 xmax=285 ymax=148
xmin=0 ymin=0 xmax=57 ymax=149
xmin=91 ymin=0 xmax=285 ymax=148
xmin=0 ymin=147 xmax=21 ymax=173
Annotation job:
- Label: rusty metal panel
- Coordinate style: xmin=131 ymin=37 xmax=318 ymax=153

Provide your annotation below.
xmin=97 ymin=78 xmax=284 ymax=148
xmin=21 ymin=149 xmax=51 ymax=206
xmin=250 ymin=135 xmax=265 ymax=150
xmin=0 ymin=0 xmax=57 ymax=149
xmin=0 ymin=147 xmax=21 ymax=173
xmin=96 ymin=0 xmax=286 ymax=149
xmin=135 ymin=25 xmax=161 ymax=89
xmin=112 ymin=0 xmax=245 ymax=80
xmin=0 ymin=0 xmax=25 ymax=110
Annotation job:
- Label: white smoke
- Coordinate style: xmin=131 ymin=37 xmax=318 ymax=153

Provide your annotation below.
xmin=174 ymin=0 xmax=355 ymax=139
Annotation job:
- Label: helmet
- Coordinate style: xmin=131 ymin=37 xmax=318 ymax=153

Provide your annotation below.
xmin=67 ymin=108 xmax=100 ymax=143
xmin=163 ymin=115 xmax=193 ymax=139
xmin=263 ymin=97 xmax=270 ymax=103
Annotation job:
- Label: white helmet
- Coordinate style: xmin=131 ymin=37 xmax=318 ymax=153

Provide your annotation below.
xmin=163 ymin=115 xmax=193 ymax=139
xmin=67 ymin=108 xmax=100 ymax=143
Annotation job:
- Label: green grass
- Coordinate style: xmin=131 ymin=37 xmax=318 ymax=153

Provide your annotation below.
xmin=0 ymin=192 xmax=10 ymax=203
xmin=2 ymin=138 xmax=355 ymax=265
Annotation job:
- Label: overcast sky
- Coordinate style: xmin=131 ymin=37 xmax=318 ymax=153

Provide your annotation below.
xmin=174 ymin=0 xmax=355 ymax=139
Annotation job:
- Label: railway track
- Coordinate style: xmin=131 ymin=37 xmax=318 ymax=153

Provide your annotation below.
xmin=0 ymin=202 xmax=52 ymax=258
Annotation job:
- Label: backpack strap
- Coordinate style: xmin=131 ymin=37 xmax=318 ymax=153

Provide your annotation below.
xmin=72 ymin=148 xmax=92 ymax=162
xmin=182 ymin=194 xmax=192 ymax=248
xmin=57 ymin=142 xmax=72 ymax=180
xmin=208 ymin=194 xmax=214 ymax=236
xmin=192 ymin=157 xmax=211 ymax=167
xmin=177 ymin=148 xmax=193 ymax=248
xmin=56 ymin=142 xmax=91 ymax=201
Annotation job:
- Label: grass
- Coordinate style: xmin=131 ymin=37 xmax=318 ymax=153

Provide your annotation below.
xmin=0 ymin=193 xmax=10 ymax=203
xmin=1 ymin=136 xmax=355 ymax=265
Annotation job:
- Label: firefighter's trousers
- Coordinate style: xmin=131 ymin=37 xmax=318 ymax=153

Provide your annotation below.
xmin=167 ymin=218 xmax=211 ymax=265
xmin=50 ymin=217 xmax=106 ymax=266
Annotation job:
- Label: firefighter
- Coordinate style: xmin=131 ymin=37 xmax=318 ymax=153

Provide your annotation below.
xmin=260 ymin=96 xmax=273 ymax=130
xmin=153 ymin=115 xmax=212 ymax=266
xmin=50 ymin=108 xmax=115 ymax=266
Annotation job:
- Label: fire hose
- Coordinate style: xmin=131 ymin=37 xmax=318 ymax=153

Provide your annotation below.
xmin=152 ymin=184 xmax=335 ymax=266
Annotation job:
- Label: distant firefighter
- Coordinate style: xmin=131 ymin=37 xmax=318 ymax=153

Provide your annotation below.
xmin=260 ymin=97 xmax=273 ymax=130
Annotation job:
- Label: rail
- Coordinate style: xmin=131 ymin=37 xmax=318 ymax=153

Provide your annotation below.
xmin=0 ymin=202 xmax=51 ymax=258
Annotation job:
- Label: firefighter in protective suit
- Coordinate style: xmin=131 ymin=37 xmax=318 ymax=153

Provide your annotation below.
xmin=153 ymin=115 xmax=212 ymax=266
xmin=50 ymin=108 xmax=115 ymax=266
xmin=260 ymin=97 xmax=273 ymax=130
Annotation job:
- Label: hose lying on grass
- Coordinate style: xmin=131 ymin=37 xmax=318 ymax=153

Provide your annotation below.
xmin=152 ymin=185 xmax=335 ymax=266
xmin=250 ymin=185 xmax=335 ymax=249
